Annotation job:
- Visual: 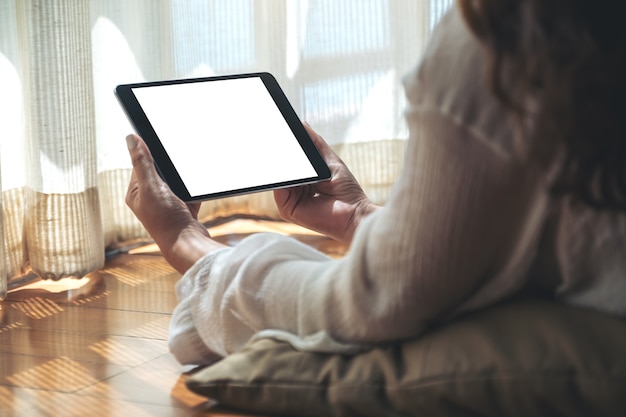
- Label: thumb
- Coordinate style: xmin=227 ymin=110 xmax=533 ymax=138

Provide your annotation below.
xmin=126 ymin=134 xmax=160 ymax=183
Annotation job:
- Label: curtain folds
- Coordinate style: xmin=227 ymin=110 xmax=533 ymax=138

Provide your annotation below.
xmin=0 ymin=0 xmax=454 ymax=294
xmin=18 ymin=0 xmax=104 ymax=279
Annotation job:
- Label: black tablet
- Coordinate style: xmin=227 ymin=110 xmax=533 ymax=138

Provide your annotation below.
xmin=115 ymin=72 xmax=331 ymax=202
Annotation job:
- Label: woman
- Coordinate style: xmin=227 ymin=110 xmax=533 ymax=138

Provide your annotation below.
xmin=126 ymin=0 xmax=626 ymax=365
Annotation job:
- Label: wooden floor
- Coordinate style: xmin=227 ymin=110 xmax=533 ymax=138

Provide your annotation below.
xmin=0 ymin=219 xmax=346 ymax=417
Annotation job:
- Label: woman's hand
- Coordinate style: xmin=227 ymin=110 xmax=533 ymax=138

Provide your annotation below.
xmin=274 ymin=124 xmax=379 ymax=244
xmin=125 ymin=134 xmax=226 ymax=273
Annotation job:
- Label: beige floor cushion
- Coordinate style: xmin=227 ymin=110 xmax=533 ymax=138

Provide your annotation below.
xmin=187 ymin=298 xmax=626 ymax=417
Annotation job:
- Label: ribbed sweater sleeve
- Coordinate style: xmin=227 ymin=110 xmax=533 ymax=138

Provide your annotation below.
xmin=169 ymin=103 xmax=541 ymax=364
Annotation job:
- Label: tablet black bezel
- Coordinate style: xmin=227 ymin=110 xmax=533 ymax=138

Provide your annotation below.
xmin=115 ymin=72 xmax=331 ymax=202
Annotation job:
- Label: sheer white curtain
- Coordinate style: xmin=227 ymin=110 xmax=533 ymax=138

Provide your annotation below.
xmin=0 ymin=0 xmax=454 ymax=296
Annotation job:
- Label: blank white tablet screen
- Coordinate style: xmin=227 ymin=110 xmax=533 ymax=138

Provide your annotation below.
xmin=132 ymin=77 xmax=317 ymax=197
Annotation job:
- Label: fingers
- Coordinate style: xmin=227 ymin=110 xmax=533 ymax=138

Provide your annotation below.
xmin=125 ymin=134 xmax=165 ymax=211
xmin=303 ymin=122 xmax=341 ymax=164
xmin=303 ymin=122 xmax=328 ymax=151
xmin=126 ymin=134 xmax=160 ymax=184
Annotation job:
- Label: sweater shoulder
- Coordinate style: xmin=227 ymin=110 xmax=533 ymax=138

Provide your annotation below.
xmin=403 ymin=7 xmax=521 ymax=157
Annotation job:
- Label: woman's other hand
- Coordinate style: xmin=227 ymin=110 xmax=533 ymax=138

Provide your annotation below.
xmin=274 ymin=124 xmax=379 ymax=244
xmin=125 ymin=134 xmax=225 ymax=273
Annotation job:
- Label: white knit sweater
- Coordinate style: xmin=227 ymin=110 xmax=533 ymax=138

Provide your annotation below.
xmin=169 ymin=8 xmax=626 ymax=366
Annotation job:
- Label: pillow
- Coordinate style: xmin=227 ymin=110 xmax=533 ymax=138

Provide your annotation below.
xmin=186 ymin=298 xmax=626 ymax=417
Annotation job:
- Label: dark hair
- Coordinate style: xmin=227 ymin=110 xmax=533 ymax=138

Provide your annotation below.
xmin=458 ymin=0 xmax=626 ymax=210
